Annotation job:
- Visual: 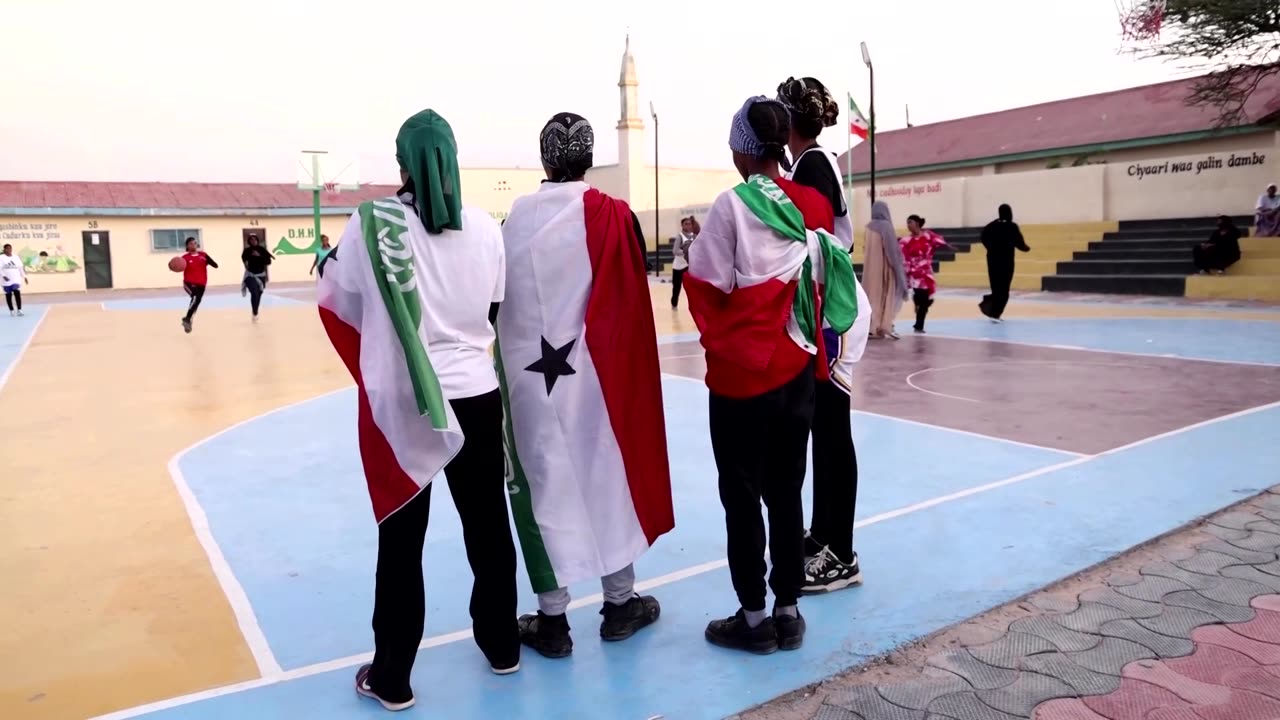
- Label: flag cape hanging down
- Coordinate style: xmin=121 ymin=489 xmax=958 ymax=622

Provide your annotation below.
xmin=848 ymin=95 xmax=871 ymax=141
xmin=317 ymin=198 xmax=464 ymax=523
xmin=683 ymin=175 xmax=864 ymax=391
xmin=497 ymin=183 xmax=674 ymax=593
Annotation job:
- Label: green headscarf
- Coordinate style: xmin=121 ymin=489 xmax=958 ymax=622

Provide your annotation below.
xmin=395 ymin=110 xmax=463 ymax=235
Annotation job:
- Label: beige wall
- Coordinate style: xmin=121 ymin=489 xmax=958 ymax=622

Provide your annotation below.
xmin=994 ymin=132 xmax=1272 ymax=174
xmin=458 ymin=167 xmax=546 ymax=223
xmin=851 ymin=141 xmax=1276 ymax=229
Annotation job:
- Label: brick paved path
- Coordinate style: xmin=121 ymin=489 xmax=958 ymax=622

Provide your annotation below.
xmin=757 ymin=490 xmax=1280 ymax=720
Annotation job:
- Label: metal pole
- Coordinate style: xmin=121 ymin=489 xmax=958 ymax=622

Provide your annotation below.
xmin=869 ymin=62 xmax=877 ymax=203
xmin=311 ymin=153 xmax=323 ymax=250
xmin=653 ymin=110 xmax=660 ymax=278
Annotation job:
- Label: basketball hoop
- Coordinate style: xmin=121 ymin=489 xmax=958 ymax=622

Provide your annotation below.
xmin=323 ymin=182 xmax=337 ymax=193
xmin=1117 ymin=0 xmax=1166 ymax=41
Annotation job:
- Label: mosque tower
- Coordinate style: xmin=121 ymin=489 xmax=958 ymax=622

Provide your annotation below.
xmin=616 ymin=34 xmax=648 ymax=207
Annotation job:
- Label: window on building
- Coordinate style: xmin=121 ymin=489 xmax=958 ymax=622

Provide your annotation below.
xmin=151 ymin=229 xmax=201 ymax=252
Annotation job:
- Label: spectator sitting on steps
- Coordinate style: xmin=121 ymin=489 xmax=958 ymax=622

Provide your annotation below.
xmin=1192 ymin=215 xmax=1242 ymax=276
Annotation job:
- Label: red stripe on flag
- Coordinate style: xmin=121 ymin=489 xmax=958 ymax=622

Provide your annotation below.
xmin=319 ymin=306 xmax=425 ymax=524
xmin=581 ymin=189 xmax=674 ymax=546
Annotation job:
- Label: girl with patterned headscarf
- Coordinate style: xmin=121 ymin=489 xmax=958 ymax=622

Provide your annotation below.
xmin=686 ymin=96 xmax=866 ymax=656
xmin=318 ymin=109 xmax=521 ymax=711
xmin=776 ymin=75 xmax=866 ymax=597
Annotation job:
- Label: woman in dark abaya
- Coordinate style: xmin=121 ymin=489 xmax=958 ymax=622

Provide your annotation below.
xmin=978 ymin=203 xmax=1030 ymax=322
xmin=1192 ymin=216 xmax=1242 ymax=275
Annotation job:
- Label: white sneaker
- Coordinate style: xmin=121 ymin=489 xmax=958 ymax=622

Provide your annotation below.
xmin=16 ymin=310 xmax=23 ymax=316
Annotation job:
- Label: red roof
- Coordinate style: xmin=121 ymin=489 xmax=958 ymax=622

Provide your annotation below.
xmin=0 ymin=182 xmax=402 ymax=210
xmin=837 ymin=71 xmax=1280 ymax=175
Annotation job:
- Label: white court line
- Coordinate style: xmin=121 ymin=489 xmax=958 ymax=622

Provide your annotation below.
xmin=923 ymin=331 xmax=1280 ymax=368
xmin=664 ymin=372 xmax=1082 ymax=458
xmin=165 ymin=385 xmax=354 ymax=680
xmin=91 ymin=388 xmax=1280 ymax=719
xmin=0 ymin=307 xmax=49 ymax=394
xmin=904 ymin=359 xmax=1159 ymax=406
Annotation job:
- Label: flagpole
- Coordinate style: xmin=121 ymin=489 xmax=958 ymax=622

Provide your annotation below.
xmin=846 ymin=92 xmax=853 ymax=218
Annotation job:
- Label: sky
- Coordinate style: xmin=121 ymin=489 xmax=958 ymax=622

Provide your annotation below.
xmin=1 ymin=0 xmax=1198 ymax=184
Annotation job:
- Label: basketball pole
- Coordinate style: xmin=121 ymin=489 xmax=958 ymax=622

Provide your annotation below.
xmin=311 ymin=153 xmax=323 ymax=251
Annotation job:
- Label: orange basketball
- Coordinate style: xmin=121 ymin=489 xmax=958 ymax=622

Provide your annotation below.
xmin=168 ymin=256 xmax=186 ymax=273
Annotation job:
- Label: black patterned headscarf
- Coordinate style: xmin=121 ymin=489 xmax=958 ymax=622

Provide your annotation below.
xmin=776 ymin=77 xmax=839 ymax=139
xmin=539 ymin=113 xmax=595 ymax=182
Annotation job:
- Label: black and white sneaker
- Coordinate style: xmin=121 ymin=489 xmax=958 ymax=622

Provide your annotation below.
xmin=801 ymin=546 xmax=863 ymax=595
xmin=773 ymin=610 xmax=806 ymax=651
xmin=354 ymin=664 xmax=415 ymax=712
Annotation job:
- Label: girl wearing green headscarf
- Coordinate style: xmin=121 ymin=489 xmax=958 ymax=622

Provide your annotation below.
xmin=327 ymin=109 xmax=519 ymax=711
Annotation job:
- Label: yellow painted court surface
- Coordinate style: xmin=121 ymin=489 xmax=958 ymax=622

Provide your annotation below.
xmin=0 ymin=285 xmax=1276 ymax=720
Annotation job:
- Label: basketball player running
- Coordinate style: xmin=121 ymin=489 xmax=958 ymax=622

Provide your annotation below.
xmin=1 ymin=244 xmax=27 ymax=317
xmin=180 ymin=237 xmax=217 ymax=333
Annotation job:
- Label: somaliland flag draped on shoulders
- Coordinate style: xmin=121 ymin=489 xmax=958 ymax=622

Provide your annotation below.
xmin=682 ymin=175 xmax=861 ymax=396
xmin=496 ymin=182 xmax=673 ymax=594
xmin=316 ymin=198 xmax=463 ymax=523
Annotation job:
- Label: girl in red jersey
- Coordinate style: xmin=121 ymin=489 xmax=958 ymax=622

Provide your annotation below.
xmin=900 ymin=215 xmax=954 ymax=333
xmin=180 ymin=237 xmax=218 ymax=333
xmin=685 ymin=97 xmax=858 ymax=656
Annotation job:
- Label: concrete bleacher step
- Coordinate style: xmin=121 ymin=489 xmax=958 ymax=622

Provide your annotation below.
xmin=1086 ymin=238 xmax=1204 ymax=251
xmin=932 ymin=271 xmax=1042 ymax=291
xmin=1072 ymin=248 xmax=1190 ymax=261
xmin=1185 ymin=273 xmax=1280 ymax=300
xmin=1055 ymin=259 xmax=1197 ymax=276
xmin=1117 ymin=215 xmax=1252 ymax=231
xmin=1102 ymin=227 xmax=1224 ymax=241
xmin=1041 ymin=274 xmax=1186 ymax=296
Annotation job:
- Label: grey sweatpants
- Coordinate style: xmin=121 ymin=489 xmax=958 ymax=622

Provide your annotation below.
xmin=536 ymin=564 xmax=636 ymax=616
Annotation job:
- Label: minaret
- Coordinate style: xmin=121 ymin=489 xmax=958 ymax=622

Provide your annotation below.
xmin=616 ymin=34 xmax=647 ymax=206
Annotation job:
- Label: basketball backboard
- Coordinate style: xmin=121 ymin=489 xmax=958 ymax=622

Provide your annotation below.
xmin=296 ymin=150 xmax=361 ymax=193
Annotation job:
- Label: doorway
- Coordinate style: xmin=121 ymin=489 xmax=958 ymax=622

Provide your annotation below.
xmin=81 ymin=230 xmax=113 ymax=289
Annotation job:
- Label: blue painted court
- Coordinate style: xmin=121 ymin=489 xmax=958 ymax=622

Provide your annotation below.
xmin=86 ymin=309 xmax=1280 ymax=720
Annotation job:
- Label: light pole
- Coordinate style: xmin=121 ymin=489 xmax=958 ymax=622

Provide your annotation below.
xmin=650 ymin=101 xmax=660 ymax=277
xmin=860 ymin=41 xmax=876 ymax=203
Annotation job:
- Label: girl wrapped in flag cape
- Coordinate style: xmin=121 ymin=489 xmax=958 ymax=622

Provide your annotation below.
xmin=496 ymin=112 xmax=674 ymax=659
xmin=685 ymin=96 xmax=863 ymax=655
xmin=317 ymin=109 xmax=520 ymax=710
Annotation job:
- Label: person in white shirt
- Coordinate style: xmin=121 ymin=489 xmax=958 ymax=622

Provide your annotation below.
xmin=326 ymin=110 xmax=519 ymax=712
xmin=670 ymin=216 xmax=698 ymax=308
xmin=1 ymin=244 xmax=28 ymax=316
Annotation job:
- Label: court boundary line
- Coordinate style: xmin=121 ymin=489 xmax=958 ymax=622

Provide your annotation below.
xmin=904 ymin=359 xmax=1162 ymax=406
xmin=165 ymin=386 xmax=353 ymax=679
xmin=661 ymin=372 xmax=1085 ymax=458
xmin=90 ymin=390 xmax=1280 ymax=720
xmin=0 ymin=306 xmax=49 ymax=394
xmin=922 ymin=331 xmax=1280 ymax=368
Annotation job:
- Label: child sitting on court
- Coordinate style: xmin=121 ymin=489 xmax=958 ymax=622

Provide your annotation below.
xmin=899 ymin=215 xmax=953 ymax=333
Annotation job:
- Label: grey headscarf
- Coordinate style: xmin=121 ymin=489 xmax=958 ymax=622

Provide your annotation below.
xmin=867 ymin=201 xmax=908 ymax=298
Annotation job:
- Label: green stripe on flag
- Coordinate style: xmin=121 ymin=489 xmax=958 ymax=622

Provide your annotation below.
xmin=494 ymin=338 xmax=559 ymax=593
xmin=360 ymin=200 xmax=449 ymax=427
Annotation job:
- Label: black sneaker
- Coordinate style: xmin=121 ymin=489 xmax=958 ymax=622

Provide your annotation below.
xmin=801 ymin=547 xmax=863 ymax=595
xmin=517 ymin=611 xmax=573 ymax=659
xmin=600 ymin=594 xmax=661 ymax=641
xmin=774 ymin=610 xmax=806 ymax=651
xmin=704 ymin=609 xmax=778 ymax=654
xmin=181 ymin=317 xmax=192 ymax=334
xmin=354 ymin=664 xmax=415 ymax=712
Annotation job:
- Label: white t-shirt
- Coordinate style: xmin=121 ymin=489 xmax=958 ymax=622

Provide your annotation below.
xmin=337 ymin=202 xmax=505 ymax=400
xmin=0 ymin=254 xmax=25 ymax=286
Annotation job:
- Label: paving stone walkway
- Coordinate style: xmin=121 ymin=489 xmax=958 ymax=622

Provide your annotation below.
xmin=782 ymin=490 xmax=1280 ymax=720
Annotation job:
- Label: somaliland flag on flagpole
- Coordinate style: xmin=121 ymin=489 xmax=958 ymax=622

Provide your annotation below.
xmin=849 ymin=94 xmax=871 ymax=141
xmin=496 ymin=183 xmax=674 ymax=593
xmin=317 ymin=199 xmax=464 ymax=523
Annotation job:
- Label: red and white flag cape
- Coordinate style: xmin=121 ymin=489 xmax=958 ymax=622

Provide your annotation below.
xmin=497 ymin=182 xmax=674 ymax=593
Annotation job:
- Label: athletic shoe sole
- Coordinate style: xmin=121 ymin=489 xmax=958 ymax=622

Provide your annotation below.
xmin=800 ymin=570 xmax=864 ymax=595
xmin=354 ymin=671 xmax=415 ymax=712
xmin=704 ymin=628 xmax=778 ymax=655
xmin=490 ymin=662 xmax=521 ymax=676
